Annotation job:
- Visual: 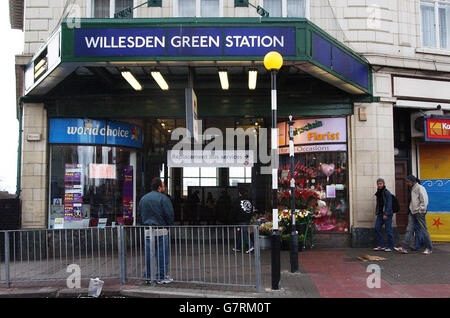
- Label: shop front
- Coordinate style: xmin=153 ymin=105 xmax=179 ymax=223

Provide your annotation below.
xmin=392 ymin=76 xmax=450 ymax=242
xmin=278 ymin=117 xmax=349 ymax=233
xmin=418 ymin=116 xmax=450 ymax=241
xmin=19 ymin=18 xmax=374 ymax=245
xmin=48 ymin=118 xmax=143 ymax=228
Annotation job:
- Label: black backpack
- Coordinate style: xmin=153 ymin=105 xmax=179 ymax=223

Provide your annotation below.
xmin=391 ymin=194 xmax=400 ymax=213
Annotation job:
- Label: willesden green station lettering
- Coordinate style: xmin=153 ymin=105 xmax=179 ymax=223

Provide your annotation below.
xmin=84 ymin=35 xmax=285 ymax=49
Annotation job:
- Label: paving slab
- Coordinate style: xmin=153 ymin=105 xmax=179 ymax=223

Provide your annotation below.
xmin=0 ymin=243 xmax=448 ymax=298
xmin=0 ymin=287 xmax=58 ymax=298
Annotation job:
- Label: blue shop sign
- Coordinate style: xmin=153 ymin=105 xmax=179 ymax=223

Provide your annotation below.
xmin=49 ymin=118 xmax=143 ymax=148
xmin=106 ymin=121 xmax=143 ymax=148
xmin=74 ymin=27 xmax=296 ymax=57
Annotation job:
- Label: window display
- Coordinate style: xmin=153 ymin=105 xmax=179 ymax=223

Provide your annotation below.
xmin=49 ymin=145 xmax=137 ymax=228
xmin=277 ymin=117 xmax=348 ymax=233
xmin=278 ymin=151 xmax=349 ymax=233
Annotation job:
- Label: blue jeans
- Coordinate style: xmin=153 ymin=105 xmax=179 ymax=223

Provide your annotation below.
xmin=414 ymin=218 xmax=425 ymax=250
xmin=374 ymin=214 xmax=394 ymax=249
xmin=145 ymin=234 xmax=169 ymax=280
xmin=235 ymin=224 xmax=254 ymax=251
xmin=403 ymin=213 xmax=433 ymax=251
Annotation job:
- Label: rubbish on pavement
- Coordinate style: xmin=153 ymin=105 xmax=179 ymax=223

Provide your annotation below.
xmin=88 ymin=277 xmax=104 ymax=298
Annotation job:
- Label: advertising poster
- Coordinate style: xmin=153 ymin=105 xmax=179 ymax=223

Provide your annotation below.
xmin=64 ymin=164 xmax=83 ymax=182
xmin=64 ymin=163 xmax=83 ymax=221
xmin=123 ymin=166 xmax=134 ymax=219
xmin=54 ymin=218 xmax=64 ymax=229
xmin=326 ymin=185 xmax=336 ymax=198
xmin=89 ymin=163 xmax=117 ymax=179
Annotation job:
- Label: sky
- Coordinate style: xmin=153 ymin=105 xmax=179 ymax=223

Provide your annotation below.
xmin=0 ymin=2 xmax=24 ymax=193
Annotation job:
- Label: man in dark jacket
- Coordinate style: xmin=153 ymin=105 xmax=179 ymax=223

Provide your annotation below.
xmin=232 ymin=188 xmax=254 ymax=253
xmin=139 ymin=177 xmax=174 ymax=284
xmin=373 ymin=178 xmax=394 ymax=252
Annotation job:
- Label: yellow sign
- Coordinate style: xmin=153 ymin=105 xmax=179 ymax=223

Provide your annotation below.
xmin=419 ymin=145 xmax=450 ymax=180
xmin=307 ymin=132 xmax=340 ymax=142
xmin=420 ymin=144 xmax=450 ymax=241
xmin=426 ymin=213 xmax=450 ymax=242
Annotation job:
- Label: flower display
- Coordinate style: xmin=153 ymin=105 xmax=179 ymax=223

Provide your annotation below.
xmin=278 ymin=188 xmax=320 ymax=211
xmin=277 ymin=157 xmax=349 ymax=233
xmin=278 ymin=209 xmax=312 ymax=233
xmin=258 ymin=222 xmax=273 ymax=236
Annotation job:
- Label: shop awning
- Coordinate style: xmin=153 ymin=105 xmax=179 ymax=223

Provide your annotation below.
xmin=24 ymin=18 xmax=372 ymax=97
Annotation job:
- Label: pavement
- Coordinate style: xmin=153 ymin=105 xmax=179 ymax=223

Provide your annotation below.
xmin=1 ymin=243 xmax=449 ymax=298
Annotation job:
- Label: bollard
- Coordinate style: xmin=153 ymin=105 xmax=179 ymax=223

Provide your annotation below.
xmin=271 ymin=230 xmax=280 ymax=290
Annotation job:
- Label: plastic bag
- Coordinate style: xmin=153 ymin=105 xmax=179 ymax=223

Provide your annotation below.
xmin=88 ymin=277 xmax=104 ymax=298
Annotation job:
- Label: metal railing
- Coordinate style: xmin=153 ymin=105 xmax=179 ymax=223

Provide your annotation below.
xmin=0 ymin=225 xmax=261 ymax=291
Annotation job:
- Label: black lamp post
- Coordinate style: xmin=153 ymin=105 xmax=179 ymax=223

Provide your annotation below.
xmin=264 ymin=51 xmax=283 ymax=290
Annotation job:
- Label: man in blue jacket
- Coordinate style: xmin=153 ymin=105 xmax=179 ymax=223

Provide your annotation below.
xmin=139 ymin=177 xmax=174 ymax=284
xmin=373 ymin=178 xmax=394 ymax=252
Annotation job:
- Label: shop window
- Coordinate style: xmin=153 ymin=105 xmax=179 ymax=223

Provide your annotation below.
xmin=229 ymin=167 xmax=252 ymax=186
xmin=183 ymin=167 xmax=218 ymax=196
xmin=421 ymin=0 xmax=450 ymax=49
xmin=175 ymin=0 xmax=222 ymax=17
xmin=90 ymin=0 xmax=134 ymax=18
xmin=49 ymin=145 xmax=137 ymax=228
xmin=261 ymin=0 xmax=307 ymax=17
xmin=92 ymin=0 xmax=110 ymax=18
xmin=116 ymin=0 xmax=134 ymax=12
xmin=263 ymin=0 xmax=282 ymax=17
xmin=279 ymin=152 xmax=349 ymax=233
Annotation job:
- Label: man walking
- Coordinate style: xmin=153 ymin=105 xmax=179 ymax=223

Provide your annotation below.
xmin=373 ymin=178 xmax=395 ymax=252
xmin=232 ymin=188 xmax=255 ymax=253
xmin=395 ymin=175 xmax=433 ymax=255
xmin=139 ymin=177 xmax=174 ymax=284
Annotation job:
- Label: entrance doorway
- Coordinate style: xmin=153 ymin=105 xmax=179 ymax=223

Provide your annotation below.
xmin=395 ymin=160 xmax=409 ymax=233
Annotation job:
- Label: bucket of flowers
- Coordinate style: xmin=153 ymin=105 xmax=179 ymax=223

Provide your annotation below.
xmin=258 ymin=222 xmax=273 ymax=249
xmin=278 ymin=209 xmax=312 ymax=250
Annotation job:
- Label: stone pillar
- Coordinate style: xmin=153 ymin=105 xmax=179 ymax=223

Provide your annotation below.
xmin=20 ymin=103 xmax=48 ymax=229
xmin=349 ymin=102 xmax=397 ymax=247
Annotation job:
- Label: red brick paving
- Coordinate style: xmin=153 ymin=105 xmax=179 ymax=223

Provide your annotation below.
xmin=299 ymin=250 xmax=450 ymax=298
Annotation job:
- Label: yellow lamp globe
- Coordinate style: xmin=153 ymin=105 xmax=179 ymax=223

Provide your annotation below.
xmin=264 ymin=51 xmax=283 ymax=70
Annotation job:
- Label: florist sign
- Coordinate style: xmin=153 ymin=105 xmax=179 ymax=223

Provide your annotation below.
xmin=278 ymin=117 xmax=347 ymax=152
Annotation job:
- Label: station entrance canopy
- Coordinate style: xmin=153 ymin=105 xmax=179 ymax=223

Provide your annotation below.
xmin=24 ymin=18 xmax=372 ymax=97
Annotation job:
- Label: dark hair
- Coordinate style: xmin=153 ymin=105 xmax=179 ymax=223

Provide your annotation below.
xmin=151 ymin=177 xmax=163 ymax=191
xmin=239 ymin=188 xmax=248 ymax=197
